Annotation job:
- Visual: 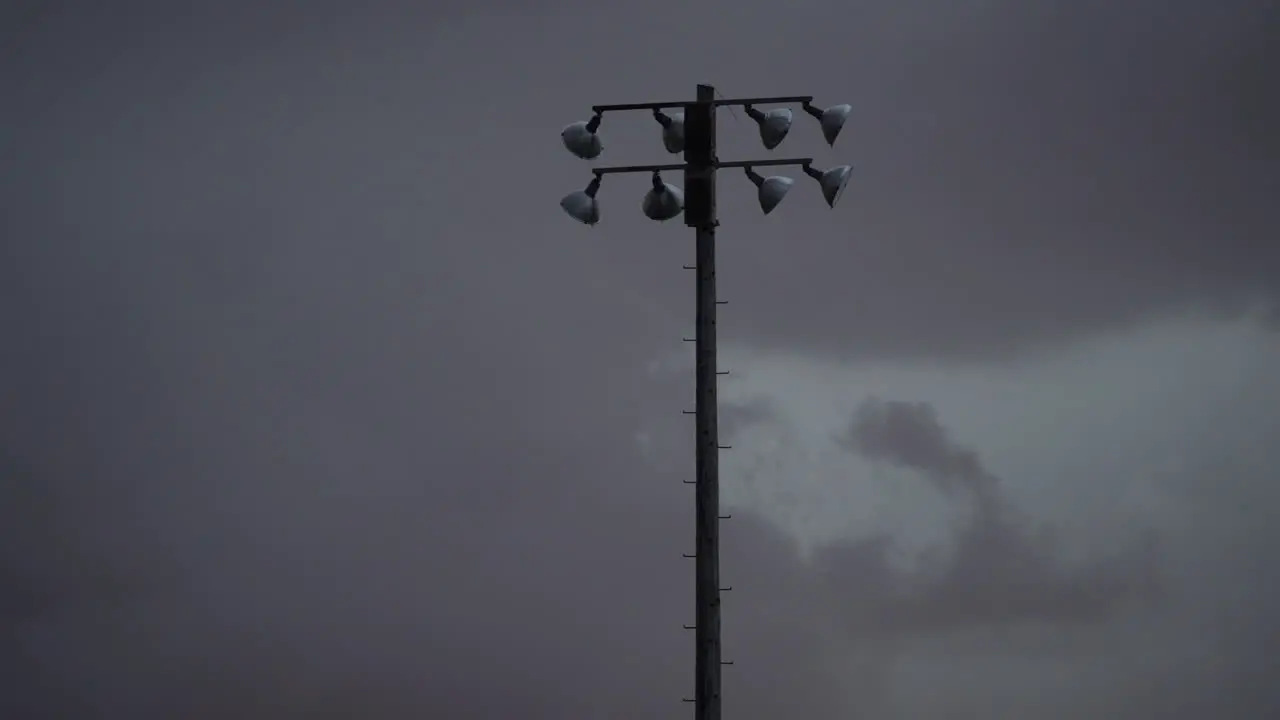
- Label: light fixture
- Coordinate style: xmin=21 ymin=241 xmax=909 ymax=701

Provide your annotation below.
xmin=561 ymin=114 xmax=604 ymax=160
xmin=744 ymin=105 xmax=793 ymax=150
xmin=743 ymin=166 xmax=794 ymax=215
xmin=641 ymin=170 xmax=684 ymax=222
xmin=801 ymin=101 xmax=851 ymax=147
xmin=560 ymin=176 xmax=602 ymax=225
xmin=802 ymin=163 xmax=852 ymax=208
xmin=653 ymin=109 xmax=685 ymax=154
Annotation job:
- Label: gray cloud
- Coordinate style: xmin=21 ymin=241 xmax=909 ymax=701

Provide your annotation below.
xmin=720 ymin=0 xmax=1280 ymax=361
xmin=718 ymin=397 xmax=778 ymax=439
xmin=845 ymin=398 xmax=996 ymax=500
xmin=838 ymin=397 xmax=1160 ymax=631
xmin=4 ymin=0 xmax=1276 ymax=362
xmin=1 ymin=1 xmax=1275 ymax=717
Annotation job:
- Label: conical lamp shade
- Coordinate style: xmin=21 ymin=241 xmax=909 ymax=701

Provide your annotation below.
xmin=560 ymin=190 xmax=600 ymax=225
xmin=757 ymin=108 xmax=793 ymax=150
xmin=661 ymin=112 xmax=685 ymax=154
xmin=819 ymin=104 xmax=851 ymax=147
xmin=818 ymin=165 xmax=851 ymax=208
xmin=757 ymin=176 xmax=794 ymax=214
xmin=641 ymin=183 xmax=685 ymax=222
xmin=561 ymin=121 xmax=603 ymax=159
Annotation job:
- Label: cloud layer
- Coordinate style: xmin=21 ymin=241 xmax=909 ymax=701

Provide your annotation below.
xmin=2 ymin=1 xmax=1277 ymax=717
xmin=838 ymin=397 xmax=1160 ymax=634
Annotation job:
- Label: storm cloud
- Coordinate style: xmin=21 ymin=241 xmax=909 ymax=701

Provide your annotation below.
xmin=3 ymin=0 xmax=1278 ymax=718
xmin=838 ymin=397 xmax=1159 ymax=632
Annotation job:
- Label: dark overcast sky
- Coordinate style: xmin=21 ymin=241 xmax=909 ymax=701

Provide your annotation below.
xmin=2 ymin=1 xmax=1278 ymax=718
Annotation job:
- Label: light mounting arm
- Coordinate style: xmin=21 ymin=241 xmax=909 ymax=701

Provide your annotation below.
xmin=589 ymin=157 xmax=814 ymax=176
xmin=589 ymin=94 xmax=814 ymax=114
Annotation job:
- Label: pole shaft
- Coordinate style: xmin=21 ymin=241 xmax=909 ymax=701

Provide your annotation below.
xmin=687 ymin=82 xmax=721 ymax=720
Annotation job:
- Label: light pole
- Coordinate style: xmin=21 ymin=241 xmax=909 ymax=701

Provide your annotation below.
xmin=559 ymin=84 xmax=852 ymax=720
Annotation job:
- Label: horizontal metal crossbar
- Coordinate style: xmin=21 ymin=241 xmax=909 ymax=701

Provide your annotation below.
xmin=591 ymin=95 xmax=813 ymax=113
xmin=713 ymin=94 xmax=814 ymax=108
xmin=591 ymin=157 xmax=814 ymax=176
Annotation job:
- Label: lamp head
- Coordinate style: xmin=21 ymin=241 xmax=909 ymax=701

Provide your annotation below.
xmin=745 ymin=105 xmax=794 ymax=150
xmin=560 ymin=114 xmax=604 ymax=158
xmin=560 ymin=175 xmax=602 ymax=225
xmin=802 ymin=163 xmax=852 ymax=208
xmin=802 ymin=102 xmax=851 ymax=147
xmin=654 ymin=110 xmax=685 ymax=154
xmin=744 ymin=166 xmax=794 ymax=215
xmin=561 ymin=115 xmax=604 ymax=160
xmin=641 ymin=171 xmax=684 ymax=222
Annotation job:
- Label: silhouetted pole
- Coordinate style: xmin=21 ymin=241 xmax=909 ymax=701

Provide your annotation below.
xmin=684 ymin=83 xmax=722 ymax=720
xmin=564 ymin=84 xmax=842 ymax=720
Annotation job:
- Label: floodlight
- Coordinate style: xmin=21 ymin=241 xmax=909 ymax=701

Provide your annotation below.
xmin=802 ymin=164 xmax=851 ymax=208
xmin=653 ymin=109 xmax=685 ymax=154
xmin=641 ymin=171 xmax=684 ymax=222
xmin=743 ymin=166 xmax=794 ymax=215
xmin=560 ymin=176 xmax=602 ymax=225
xmin=562 ymin=114 xmax=604 ymax=160
xmin=744 ymin=105 xmax=793 ymax=150
xmin=801 ymin=102 xmax=851 ymax=147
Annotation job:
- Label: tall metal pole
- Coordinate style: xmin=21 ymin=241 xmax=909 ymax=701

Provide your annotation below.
xmin=565 ymin=85 xmax=844 ymax=719
xmin=684 ymin=83 xmax=721 ymax=720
